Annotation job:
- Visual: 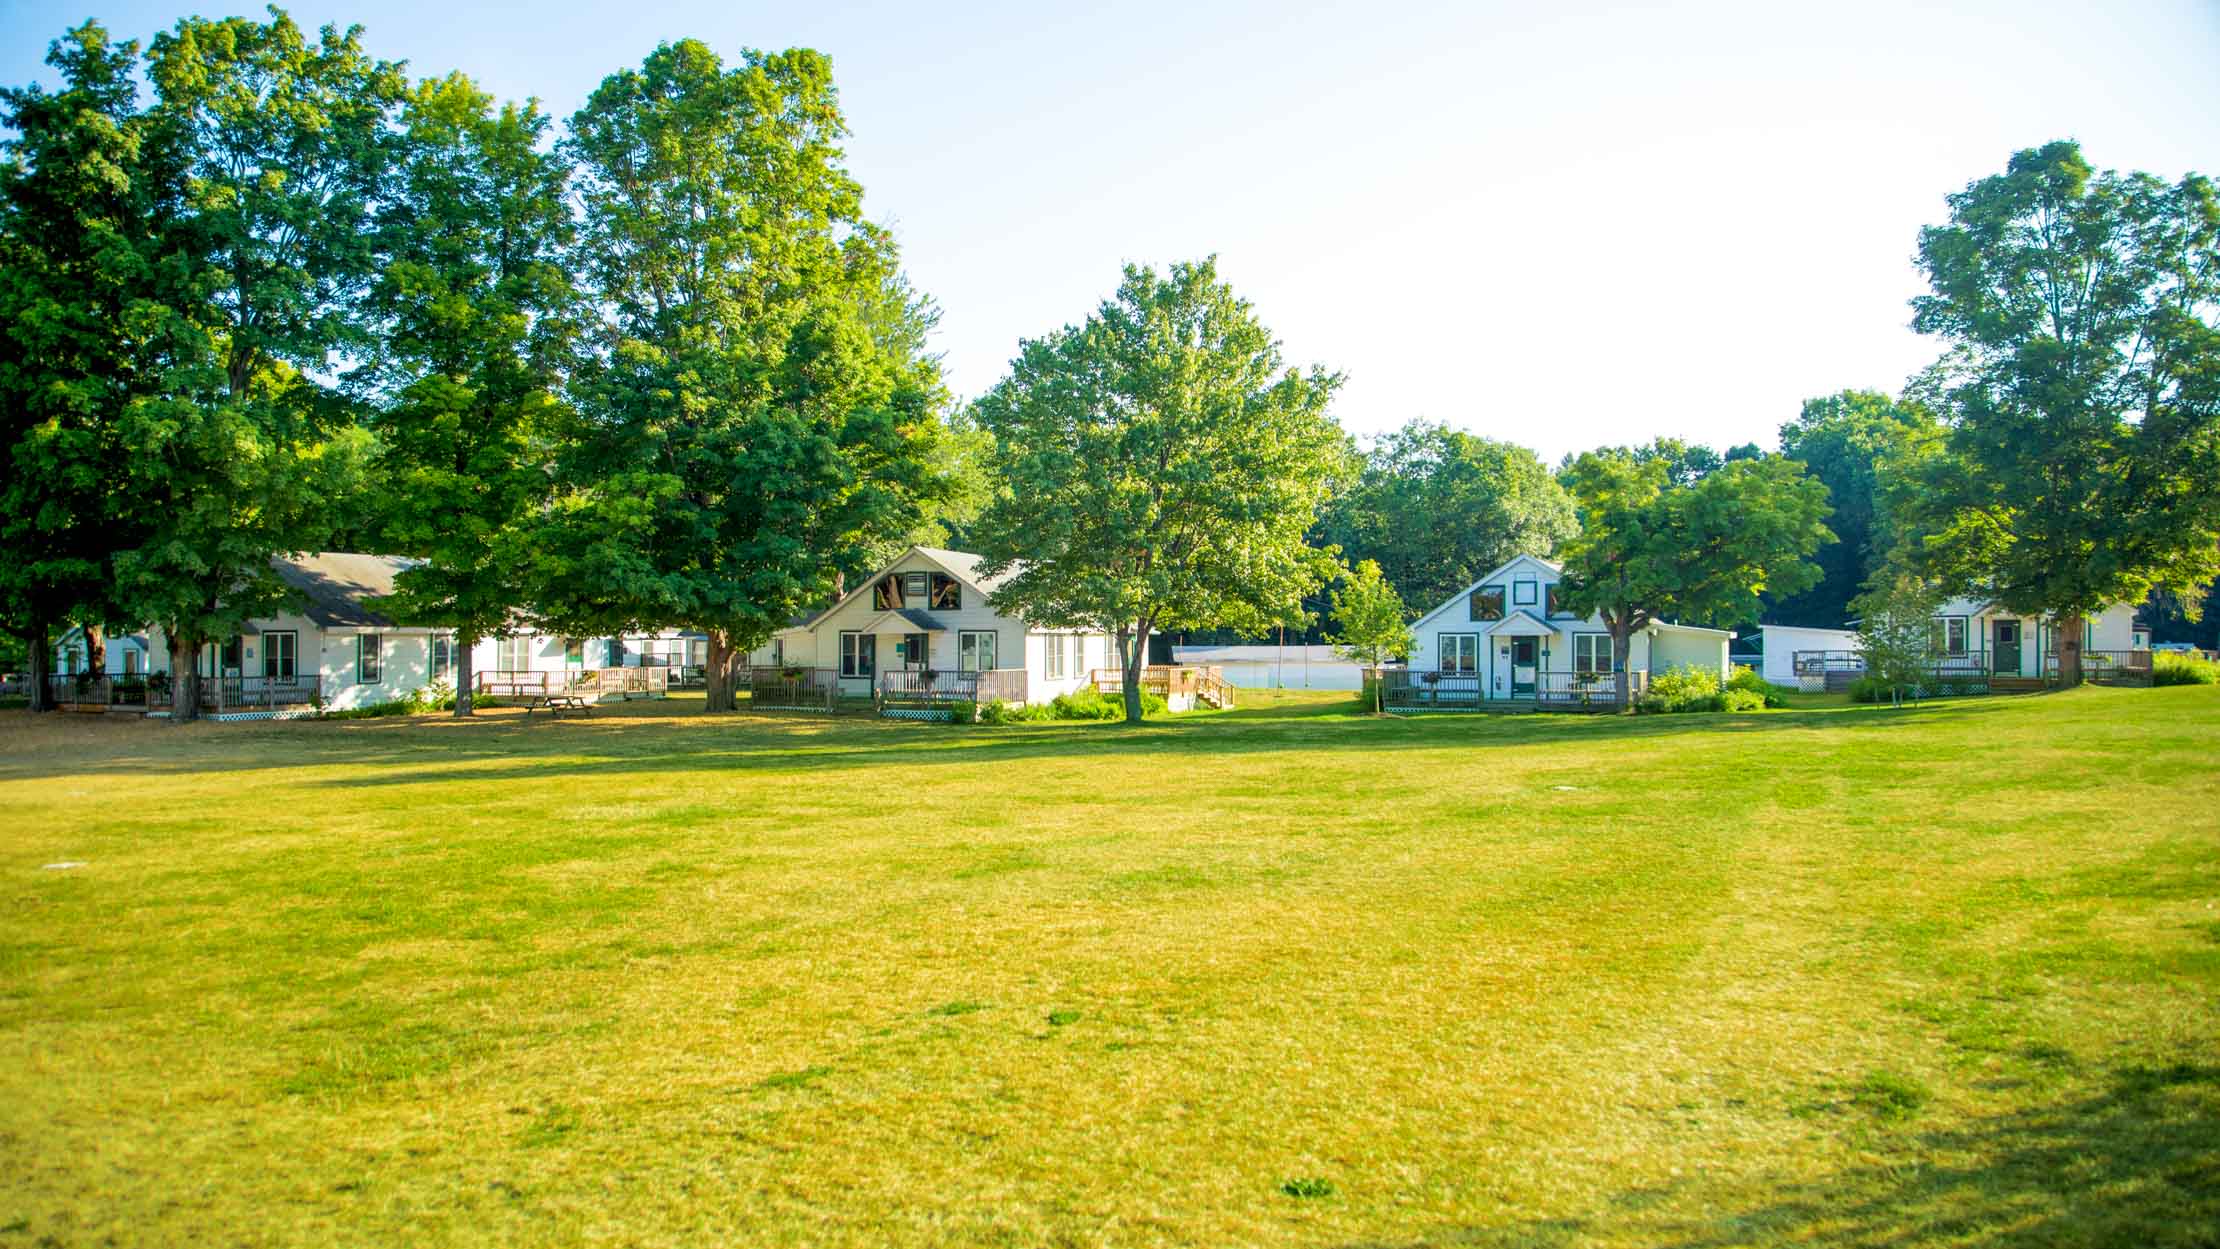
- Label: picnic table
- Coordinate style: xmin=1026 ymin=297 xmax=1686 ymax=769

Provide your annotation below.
xmin=476 ymin=673 xmax=592 ymax=718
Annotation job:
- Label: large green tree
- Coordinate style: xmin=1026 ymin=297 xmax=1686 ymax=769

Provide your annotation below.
xmin=103 ymin=12 xmax=399 ymax=720
xmin=1907 ymin=140 xmax=2220 ymax=685
xmin=970 ymin=258 xmax=1350 ymax=723
xmin=357 ymin=72 xmax=575 ymax=715
xmin=1556 ymin=450 xmax=1833 ymax=708
xmin=538 ymin=40 xmax=945 ymax=712
xmin=0 ymin=23 xmax=151 ymax=711
xmin=1769 ymin=389 xmax=1939 ymax=628
xmin=1317 ymin=419 xmax=1575 ymax=612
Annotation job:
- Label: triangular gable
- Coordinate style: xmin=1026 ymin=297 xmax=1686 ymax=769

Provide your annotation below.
xmin=787 ymin=546 xmax=997 ymax=634
xmin=1409 ymin=554 xmax=1565 ymax=633
xmin=1482 ymin=609 xmax=1557 ymax=637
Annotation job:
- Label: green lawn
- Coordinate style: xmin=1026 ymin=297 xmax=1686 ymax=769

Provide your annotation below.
xmin=2 ymin=687 xmax=2216 ymax=1246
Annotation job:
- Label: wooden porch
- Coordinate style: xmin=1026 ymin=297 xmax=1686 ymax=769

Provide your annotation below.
xmin=1379 ymin=669 xmax=1649 ymax=713
xmin=1087 ymin=665 xmax=1237 ymax=710
xmin=44 ymin=672 xmax=325 ymax=715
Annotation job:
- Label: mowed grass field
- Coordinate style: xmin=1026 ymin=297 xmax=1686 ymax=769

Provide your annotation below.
xmin=1 ymin=687 xmax=2216 ymax=1248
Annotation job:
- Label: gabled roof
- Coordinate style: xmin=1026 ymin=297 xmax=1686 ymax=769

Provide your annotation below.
xmin=1483 ymin=609 xmax=1557 ymax=637
xmin=782 ymin=546 xmax=1024 ymax=634
xmin=1410 ymin=554 xmax=1564 ymax=632
xmin=855 ymin=607 xmax=945 ymax=634
xmin=272 ymin=552 xmax=424 ymax=629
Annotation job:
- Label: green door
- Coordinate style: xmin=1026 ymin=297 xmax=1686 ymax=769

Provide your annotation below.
xmin=1994 ymin=620 xmax=2021 ymax=675
xmin=1510 ymin=637 xmax=1538 ymax=697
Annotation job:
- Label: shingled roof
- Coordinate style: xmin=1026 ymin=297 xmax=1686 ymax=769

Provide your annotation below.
xmin=271 ymin=552 xmax=423 ymax=629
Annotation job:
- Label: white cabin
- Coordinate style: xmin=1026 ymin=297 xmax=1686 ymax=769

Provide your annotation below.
xmin=1406 ymin=555 xmax=1730 ymax=703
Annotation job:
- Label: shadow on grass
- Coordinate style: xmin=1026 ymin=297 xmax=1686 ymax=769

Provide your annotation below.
xmin=0 ymin=690 xmax=2030 ymax=789
xmin=1335 ymin=1061 xmax=2220 ymax=1248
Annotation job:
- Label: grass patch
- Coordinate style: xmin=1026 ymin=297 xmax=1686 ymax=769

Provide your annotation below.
xmin=1 ymin=686 xmax=2216 ymax=1245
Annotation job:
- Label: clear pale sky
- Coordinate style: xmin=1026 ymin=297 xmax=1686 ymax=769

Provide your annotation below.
xmin=5 ymin=0 xmax=2217 ymax=461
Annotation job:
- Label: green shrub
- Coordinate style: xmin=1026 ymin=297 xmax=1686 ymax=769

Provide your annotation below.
xmin=1638 ymin=664 xmax=1724 ymax=714
xmin=320 ymin=697 xmax=420 ymax=720
xmin=2153 ymin=651 xmax=2220 ymax=686
xmin=1848 ymin=675 xmax=1890 ymax=704
xmin=1048 ymin=688 xmax=1167 ymax=720
xmin=1721 ymin=687 xmax=1766 ymax=712
xmin=1724 ymin=664 xmax=1794 ymax=708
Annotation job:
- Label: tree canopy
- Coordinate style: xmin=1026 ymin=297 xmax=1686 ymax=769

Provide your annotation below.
xmin=1905 ymin=140 xmax=2220 ymax=684
xmin=969 ymin=258 xmax=1350 ymax=722
xmin=1318 ymin=419 xmax=1575 ymax=613
xmin=1769 ymin=390 xmax=1940 ymax=629
xmin=531 ymin=40 xmax=948 ymax=710
xmin=1556 ymin=449 xmax=1833 ymax=707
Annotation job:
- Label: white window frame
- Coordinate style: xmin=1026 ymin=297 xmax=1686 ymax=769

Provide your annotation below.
xmin=959 ymin=630 xmax=997 ymax=672
xmin=839 ymin=631 xmax=873 ymax=678
xmin=498 ymin=635 xmax=531 ymax=672
xmin=1044 ymin=634 xmax=1066 ymax=680
xmin=356 ymin=634 xmax=382 ymax=685
xmin=262 ymin=630 xmax=298 ymax=680
xmin=1439 ymin=633 xmax=1480 ymax=674
xmin=1573 ymin=633 xmax=1613 ymax=674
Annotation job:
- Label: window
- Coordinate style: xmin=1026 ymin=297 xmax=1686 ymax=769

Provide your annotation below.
xmin=839 ymin=631 xmax=873 ymax=678
xmin=221 ymin=637 xmax=243 ymax=672
xmin=264 ymin=631 xmax=298 ymax=681
xmin=1573 ymin=633 xmax=1614 ymax=674
xmin=1044 ymin=634 xmax=1065 ymax=679
xmin=930 ymin=574 xmax=961 ymax=610
xmin=1070 ymin=634 xmax=1084 ymax=677
xmin=121 ymin=649 xmax=141 ymax=676
xmin=903 ymin=572 xmax=929 ymax=604
xmin=1546 ymin=583 xmax=1573 ymax=617
xmin=565 ymin=639 xmax=584 ymax=667
xmin=691 ymin=638 xmax=710 ymax=666
xmin=1513 ymin=579 xmax=1539 ymax=607
xmin=959 ymin=630 xmax=998 ymax=671
xmin=1930 ymin=616 xmax=1968 ymax=656
xmin=606 ymin=638 xmax=626 ymax=667
xmin=498 ymin=635 xmax=531 ymax=672
xmin=873 ymin=577 xmax=901 ymax=610
xmin=357 ymin=634 xmax=382 ymax=684
xmin=1468 ymin=587 xmax=1505 ymax=622
xmin=1439 ymin=633 xmax=1480 ymax=674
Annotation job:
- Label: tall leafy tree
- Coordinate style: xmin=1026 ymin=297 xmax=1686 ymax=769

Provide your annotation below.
xmin=970 ymin=258 xmax=1350 ymax=723
xmin=1556 ymin=450 xmax=1833 ymax=708
xmin=0 ymin=23 xmax=151 ymax=711
xmin=540 ymin=40 xmax=945 ymax=712
xmin=1317 ymin=419 xmax=1576 ymax=611
xmin=1907 ymin=140 xmax=2220 ymax=685
xmin=357 ymin=73 xmax=575 ymax=716
xmin=1770 ymin=389 xmax=1939 ymax=627
xmin=104 ymin=12 xmax=400 ymax=720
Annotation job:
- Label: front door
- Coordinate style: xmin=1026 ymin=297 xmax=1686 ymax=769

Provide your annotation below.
xmin=1510 ymin=637 xmax=1539 ymax=697
xmin=1994 ymin=620 xmax=2022 ymax=675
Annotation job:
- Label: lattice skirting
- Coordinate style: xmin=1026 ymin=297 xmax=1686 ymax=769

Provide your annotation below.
xmin=879 ymin=707 xmax=957 ymax=722
xmin=145 ymin=709 xmax=320 ymax=723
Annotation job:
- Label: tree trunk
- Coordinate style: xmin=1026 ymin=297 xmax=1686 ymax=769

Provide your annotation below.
xmin=86 ymin=624 xmax=106 ymax=676
xmin=454 ymin=630 xmax=476 ymax=717
xmin=25 ymin=622 xmax=54 ymax=713
xmin=1121 ymin=620 xmax=1151 ymax=725
xmin=169 ymin=632 xmax=202 ymax=724
xmin=2056 ymin=612 xmax=2084 ymax=688
xmin=705 ymin=630 xmax=741 ymax=712
xmin=1611 ymin=623 xmax=1635 ymax=714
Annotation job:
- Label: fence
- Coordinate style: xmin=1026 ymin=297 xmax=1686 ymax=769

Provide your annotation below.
xmin=748 ymin=667 xmax=844 ymax=712
xmin=48 ymin=672 xmax=324 ymax=713
xmin=1381 ymin=669 xmax=1648 ymax=713
xmin=876 ymin=668 xmax=1029 ymax=717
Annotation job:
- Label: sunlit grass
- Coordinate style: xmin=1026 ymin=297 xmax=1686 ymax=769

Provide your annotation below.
xmin=2 ymin=686 xmax=2215 ymax=1246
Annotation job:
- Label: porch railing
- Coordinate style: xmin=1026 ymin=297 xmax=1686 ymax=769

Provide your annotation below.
xmin=52 ymin=672 xmax=324 ymax=713
xmin=1381 ymin=669 xmax=1647 ymax=712
xmin=875 ymin=667 xmax=1029 ymax=710
xmin=564 ymin=666 xmax=669 ymax=699
xmin=748 ymin=666 xmax=842 ymax=712
xmin=2045 ymin=649 xmax=2153 ymax=686
xmin=1087 ymin=665 xmax=1236 ymax=708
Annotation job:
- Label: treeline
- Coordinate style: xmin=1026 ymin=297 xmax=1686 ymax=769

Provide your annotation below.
xmin=1 ymin=16 xmax=959 ymax=719
xmin=4 ymin=11 xmax=2216 ymax=725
